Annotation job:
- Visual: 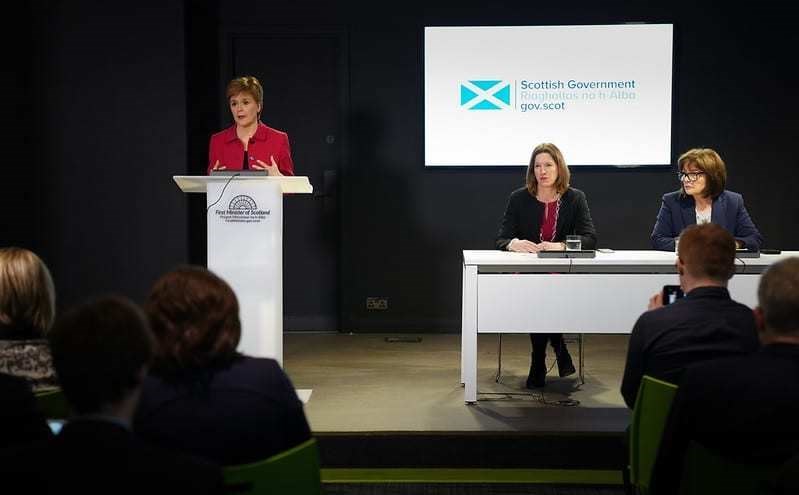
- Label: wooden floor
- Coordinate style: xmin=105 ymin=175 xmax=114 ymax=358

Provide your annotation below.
xmin=284 ymin=333 xmax=631 ymax=434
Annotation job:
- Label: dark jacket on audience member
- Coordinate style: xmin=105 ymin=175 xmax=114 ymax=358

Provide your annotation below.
xmin=0 ymin=372 xmax=52 ymax=449
xmin=496 ymin=186 xmax=597 ymax=250
xmin=651 ymin=343 xmax=799 ymax=495
xmin=0 ymin=418 xmax=223 ymax=495
xmin=135 ymin=355 xmax=311 ymax=466
xmin=621 ymin=286 xmax=759 ymax=408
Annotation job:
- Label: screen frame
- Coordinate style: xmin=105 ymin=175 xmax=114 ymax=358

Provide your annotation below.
xmin=421 ymin=21 xmax=678 ymax=170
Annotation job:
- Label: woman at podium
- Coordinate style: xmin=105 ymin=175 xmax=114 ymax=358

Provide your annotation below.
xmin=496 ymin=143 xmax=597 ymax=388
xmin=650 ymin=148 xmax=762 ymax=251
xmin=207 ymin=76 xmax=294 ymax=176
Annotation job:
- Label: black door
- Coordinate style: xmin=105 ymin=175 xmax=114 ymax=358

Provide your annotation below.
xmin=232 ymin=33 xmax=343 ymax=331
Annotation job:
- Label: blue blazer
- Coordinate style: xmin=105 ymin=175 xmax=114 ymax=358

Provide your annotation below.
xmin=650 ymin=190 xmax=763 ymax=251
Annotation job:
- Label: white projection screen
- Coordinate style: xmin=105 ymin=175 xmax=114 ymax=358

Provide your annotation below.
xmin=424 ymin=24 xmax=674 ymax=167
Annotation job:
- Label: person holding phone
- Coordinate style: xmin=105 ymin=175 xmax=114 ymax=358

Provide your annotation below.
xmin=650 ymin=148 xmax=762 ymax=251
xmin=621 ymin=224 xmax=759 ymax=408
xmin=496 ymin=143 xmax=597 ymax=388
xmin=650 ymin=257 xmax=799 ymax=494
xmin=207 ymin=76 xmax=294 ymax=176
xmin=662 ymin=285 xmax=684 ymax=305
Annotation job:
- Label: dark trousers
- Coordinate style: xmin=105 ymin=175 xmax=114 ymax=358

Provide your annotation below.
xmin=530 ymin=333 xmax=568 ymax=361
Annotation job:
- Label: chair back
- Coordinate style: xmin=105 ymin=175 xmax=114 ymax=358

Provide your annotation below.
xmin=224 ymin=438 xmax=321 ymax=495
xmin=628 ymin=375 xmax=678 ymax=494
xmin=35 ymin=388 xmax=70 ymax=419
xmin=679 ymin=441 xmax=781 ymax=495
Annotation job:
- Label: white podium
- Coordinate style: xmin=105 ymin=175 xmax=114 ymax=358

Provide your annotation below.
xmin=173 ymin=175 xmax=313 ymax=365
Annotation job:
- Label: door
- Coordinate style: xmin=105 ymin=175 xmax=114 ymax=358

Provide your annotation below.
xmin=232 ymin=33 xmax=343 ymax=331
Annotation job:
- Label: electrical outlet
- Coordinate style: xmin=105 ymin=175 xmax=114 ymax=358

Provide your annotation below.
xmin=366 ymin=297 xmax=388 ymax=310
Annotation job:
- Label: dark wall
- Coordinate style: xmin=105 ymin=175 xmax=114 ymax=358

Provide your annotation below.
xmin=2 ymin=2 xmax=38 ymax=251
xmin=15 ymin=1 xmax=798 ymax=330
xmin=24 ymin=0 xmax=189 ymax=309
xmin=217 ymin=2 xmax=799 ymax=331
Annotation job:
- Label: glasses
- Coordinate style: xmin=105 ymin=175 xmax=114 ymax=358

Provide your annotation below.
xmin=678 ymin=171 xmax=705 ymax=182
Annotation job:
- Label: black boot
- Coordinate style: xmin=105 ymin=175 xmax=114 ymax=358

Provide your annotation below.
xmin=553 ymin=335 xmax=576 ymax=378
xmin=526 ymin=354 xmax=546 ymax=388
xmin=527 ymin=335 xmax=549 ymax=388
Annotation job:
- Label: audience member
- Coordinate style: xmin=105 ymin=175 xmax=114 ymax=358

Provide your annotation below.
xmin=0 ymin=372 xmax=52 ymax=449
xmin=651 ymin=257 xmax=799 ymax=494
xmin=134 ymin=266 xmax=311 ymax=465
xmin=0 ymin=247 xmax=58 ymax=391
xmin=0 ymin=296 xmax=223 ymax=494
xmin=621 ymin=223 xmax=759 ymax=407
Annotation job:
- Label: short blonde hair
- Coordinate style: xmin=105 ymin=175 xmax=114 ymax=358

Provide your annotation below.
xmin=526 ymin=143 xmax=571 ymax=196
xmin=0 ymin=247 xmax=56 ymax=337
xmin=226 ymin=76 xmax=263 ymax=107
xmin=678 ymin=148 xmax=727 ymax=198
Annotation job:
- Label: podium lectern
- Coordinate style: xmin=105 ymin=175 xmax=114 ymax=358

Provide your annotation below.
xmin=173 ymin=175 xmax=313 ymax=365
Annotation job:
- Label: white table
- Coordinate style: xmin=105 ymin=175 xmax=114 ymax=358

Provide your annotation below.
xmin=460 ymin=249 xmax=796 ymax=403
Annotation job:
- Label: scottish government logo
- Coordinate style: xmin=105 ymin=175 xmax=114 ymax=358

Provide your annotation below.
xmin=214 ymin=195 xmax=270 ymax=224
xmin=460 ymin=80 xmax=511 ymax=110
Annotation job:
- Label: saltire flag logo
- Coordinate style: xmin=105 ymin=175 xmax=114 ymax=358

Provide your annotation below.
xmin=460 ymin=80 xmax=511 ymax=110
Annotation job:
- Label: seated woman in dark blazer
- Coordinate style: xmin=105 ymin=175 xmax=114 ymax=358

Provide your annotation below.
xmin=651 ymin=148 xmax=763 ymax=251
xmin=496 ymin=143 xmax=597 ymax=388
xmin=134 ymin=266 xmax=311 ymax=466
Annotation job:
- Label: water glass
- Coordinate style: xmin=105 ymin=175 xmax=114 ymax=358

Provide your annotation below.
xmin=565 ymin=235 xmax=582 ymax=251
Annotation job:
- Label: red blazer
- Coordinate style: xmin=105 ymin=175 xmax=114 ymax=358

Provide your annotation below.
xmin=207 ymin=122 xmax=294 ymax=175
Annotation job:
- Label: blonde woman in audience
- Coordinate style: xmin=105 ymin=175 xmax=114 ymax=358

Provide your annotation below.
xmin=0 ymin=247 xmax=58 ymax=391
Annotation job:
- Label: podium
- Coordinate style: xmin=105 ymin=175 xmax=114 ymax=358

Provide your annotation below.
xmin=173 ymin=175 xmax=313 ymax=365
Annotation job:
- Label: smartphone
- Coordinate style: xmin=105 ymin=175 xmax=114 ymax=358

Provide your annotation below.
xmin=662 ymin=285 xmax=684 ymax=305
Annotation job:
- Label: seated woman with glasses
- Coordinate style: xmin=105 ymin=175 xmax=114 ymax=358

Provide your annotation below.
xmin=651 ymin=148 xmax=763 ymax=251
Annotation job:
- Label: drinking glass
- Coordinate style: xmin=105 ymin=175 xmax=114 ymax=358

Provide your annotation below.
xmin=565 ymin=235 xmax=582 ymax=251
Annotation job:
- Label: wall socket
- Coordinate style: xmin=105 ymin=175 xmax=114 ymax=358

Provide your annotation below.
xmin=366 ymin=297 xmax=388 ymax=310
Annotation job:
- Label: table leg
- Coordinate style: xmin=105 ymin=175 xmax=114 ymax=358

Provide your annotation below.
xmin=462 ymin=264 xmax=478 ymax=403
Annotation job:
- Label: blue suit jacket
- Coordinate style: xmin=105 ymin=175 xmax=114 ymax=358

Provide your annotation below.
xmin=650 ymin=190 xmax=763 ymax=251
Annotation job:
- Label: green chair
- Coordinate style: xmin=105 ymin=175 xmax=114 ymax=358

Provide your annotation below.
xmin=678 ymin=441 xmax=781 ymax=495
xmin=628 ymin=375 xmax=678 ymax=495
xmin=224 ymin=439 xmax=321 ymax=495
xmin=35 ymin=388 xmax=70 ymax=419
